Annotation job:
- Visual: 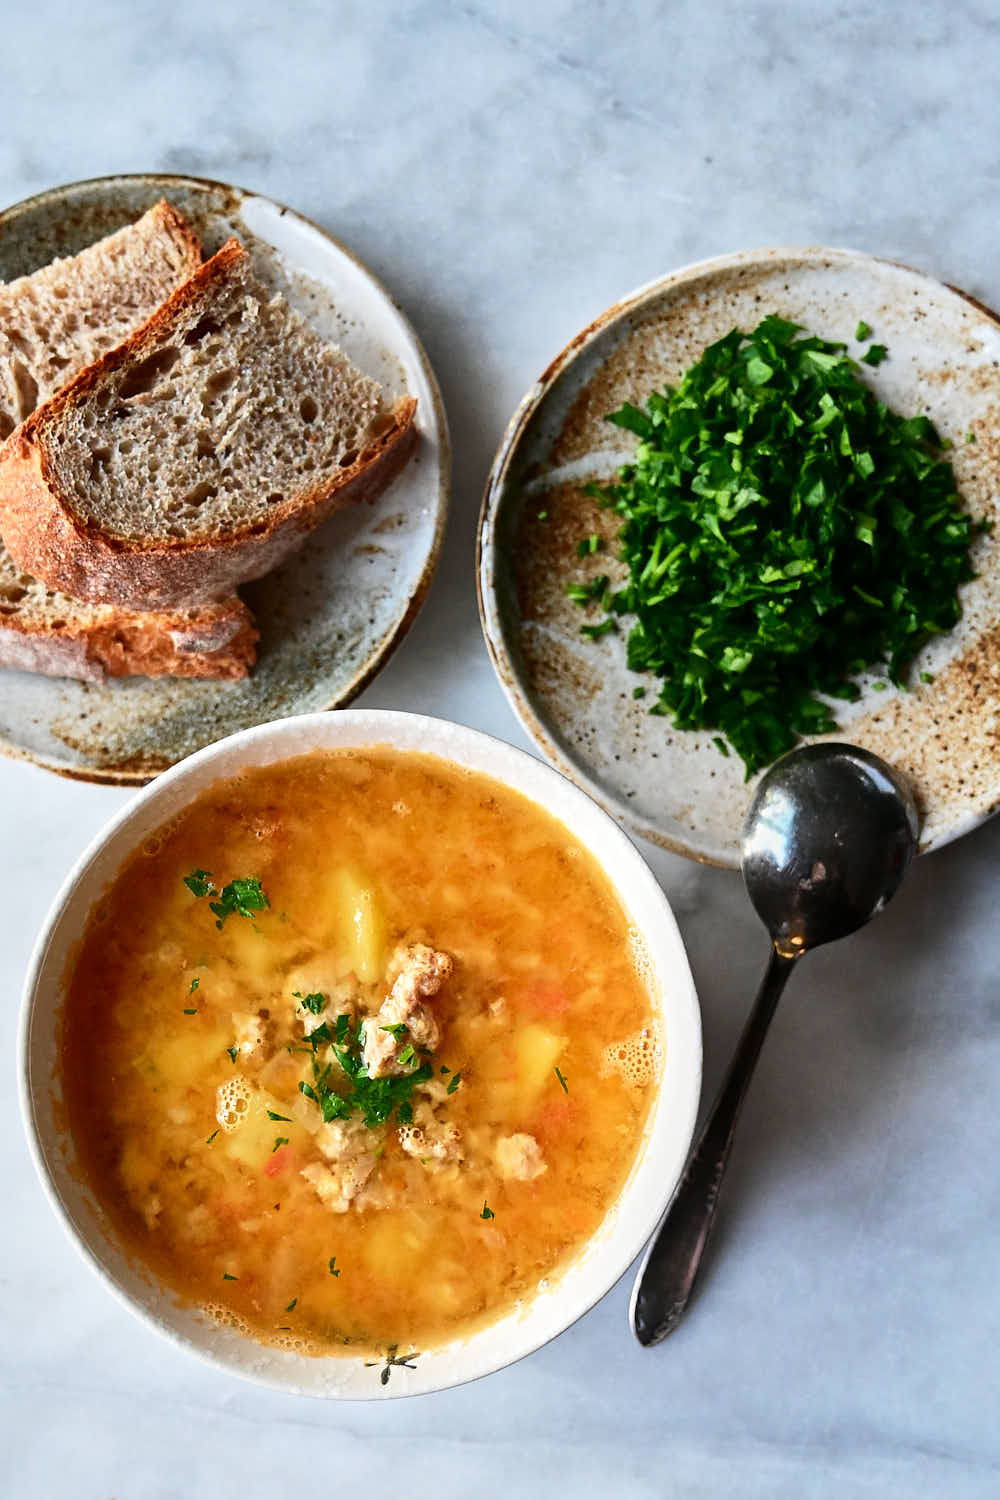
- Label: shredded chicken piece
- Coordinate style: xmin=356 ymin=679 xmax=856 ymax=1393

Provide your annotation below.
xmin=231 ymin=1011 xmax=265 ymax=1056
xmin=495 ymin=1133 xmax=547 ymax=1181
xmin=362 ymin=943 xmax=453 ymax=1078
xmin=292 ymin=975 xmax=358 ymax=1032
xmin=301 ymin=1117 xmax=382 ymax=1213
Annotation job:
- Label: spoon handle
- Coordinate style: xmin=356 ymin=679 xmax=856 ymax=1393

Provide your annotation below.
xmin=630 ymin=946 xmax=797 ymax=1346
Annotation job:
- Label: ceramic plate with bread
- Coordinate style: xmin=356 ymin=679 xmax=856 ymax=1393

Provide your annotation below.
xmin=0 ymin=174 xmax=448 ymax=782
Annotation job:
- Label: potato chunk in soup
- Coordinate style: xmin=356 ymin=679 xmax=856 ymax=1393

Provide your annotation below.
xmin=62 ymin=750 xmax=660 ymax=1355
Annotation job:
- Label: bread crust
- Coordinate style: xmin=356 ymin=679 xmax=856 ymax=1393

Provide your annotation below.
xmin=0 ymin=594 xmax=258 ymax=681
xmin=0 ymin=241 xmax=418 ymax=609
xmin=145 ymin=197 xmax=204 ymax=274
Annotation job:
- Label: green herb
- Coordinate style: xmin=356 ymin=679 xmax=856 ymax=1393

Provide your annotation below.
xmin=185 ymin=870 xmax=269 ymax=928
xmin=632 ymin=685 xmax=646 ymax=699
xmin=576 ymin=534 xmax=602 ymax=557
xmin=293 ymin=1010 xmax=437 ymax=1130
xmin=304 ymin=1021 xmax=333 ymax=1049
xmin=920 ymin=670 xmax=935 ymax=683
xmin=967 ymin=432 xmax=976 ymax=444
xmin=537 ymin=509 xmax=548 ymax=521
xmin=440 ymin=1064 xmax=451 ymax=1075
xmin=572 ymin=317 xmax=977 ymax=775
xmin=566 ymin=575 xmax=609 ymax=606
xmin=873 ymin=680 xmax=888 ymax=691
xmin=294 ymin=991 xmax=327 ymax=1015
xmin=189 ymin=976 xmax=200 ymax=994
xmin=480 ymin=1202 xmax=495 ymax=1221
xmin=555 ymin=1066 xmax=569 ymax=1093
xmin=222 ymin=1272 xmax=238 ymax=1282
xmin=183 ymin=1007 xmax=197 ymax=1015
xmin=328 ymin=1257 xmax=341 ymax=1277
xmin=226 ymin=1046 xmax=238 ymax=1063
xmin=285 ymin=1297 xmax=298 ymax=1312
xmin=272 ymin=1136 xmax=289 ymax=1152
xmin=855 ymin=320 xmax=872 ymax=342
xmin=580 ymin=617 xmax=618 ymax=641
xmin=209 ymin=876 xmax=269 ymax=929
xmin=266 ymin=1110 xmax=292 ymax=1122
xmin=446 ymin=1071 xmax=462 ymax=1094
xmin=380 ymin=1022 xmax=409 ymax=1040
xmin=861 ymin=343 xmax=888 ymax=367
xmin=205 ymin=1129 xmax=219 ymax=1145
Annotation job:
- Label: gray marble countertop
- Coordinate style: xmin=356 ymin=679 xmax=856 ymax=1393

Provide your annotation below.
xmin=3 ymin=2 xmax=999 ymax=1495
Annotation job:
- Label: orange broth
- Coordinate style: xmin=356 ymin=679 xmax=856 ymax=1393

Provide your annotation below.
xmin=62 ymin=748 xmax=660 ymax=1355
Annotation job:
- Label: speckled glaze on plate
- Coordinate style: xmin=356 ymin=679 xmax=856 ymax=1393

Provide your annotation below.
xmin=478 ymin=247 xmax=1000 ymax=867
xmin=0 ymin=174 xmax=449 ymax=783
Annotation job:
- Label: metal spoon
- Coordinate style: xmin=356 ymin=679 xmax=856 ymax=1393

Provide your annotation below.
xmin=630 ymin=742 xmax=920 ymax=1346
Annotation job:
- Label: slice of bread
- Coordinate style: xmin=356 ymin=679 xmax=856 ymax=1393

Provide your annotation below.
xmin=0 ymin=541 xmax=257 ymax=681
xmin=0 ymin=239 xmax=417 ymax=610
xmin=0 ymin=200 xmax=201 ymax=441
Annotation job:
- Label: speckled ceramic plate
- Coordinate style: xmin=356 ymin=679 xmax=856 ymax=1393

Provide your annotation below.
xmin=479 ymin=247 xmax=1000 ymax=866
xmin=0 ymin=174 xmax=449 ymax=783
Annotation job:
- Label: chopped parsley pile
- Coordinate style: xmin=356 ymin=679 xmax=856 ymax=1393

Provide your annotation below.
xmin=569 ymin=315 xmax=979 ymax=776
xmin=294 ymin=1005 xmax=434 ymax=1129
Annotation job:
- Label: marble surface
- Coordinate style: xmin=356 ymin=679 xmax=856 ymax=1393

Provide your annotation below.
xmin=3 ymin=1 xmax=1000 ymax=1495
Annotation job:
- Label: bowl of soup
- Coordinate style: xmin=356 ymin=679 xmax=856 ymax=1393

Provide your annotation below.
xmin=20 ymin=710 xmax=701 ymax=1397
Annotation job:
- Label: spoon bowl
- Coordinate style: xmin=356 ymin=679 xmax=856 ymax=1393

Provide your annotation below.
xmin=743 ymin=743 xmax=921 ymax=957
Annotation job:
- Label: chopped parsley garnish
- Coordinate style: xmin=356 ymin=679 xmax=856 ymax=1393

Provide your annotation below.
xmin=572 ymin=316 xmax=978 ymax=775
xmin=226 ymin=1046 xmax=238 ymax=1063
xmin=205 ymin=1129 xmax=219 ymax=1145
xmin=183 ymin=871 xmax=270 ymax=928
xmin=285 ymin=1297 xmax=298 ymax=1312
xmin=272 ymin=1136 xmax=289 ymax=1152
xmin=294 ymin=991 xmax=327 ymax=1015
xmin=222 ymin=1272 xmax=238 ymax=1281
xmin=183 ymin=1007 xmax=197 ymax=1015
xmin=189 ymin=977 xmax=200 ymax=994
xmin=860 ymin=343 xmax=888 ymax=367
xmin=380 ymin=1022 xmax=409 ymax=1040
xmin=328 ymin=1257 xmax=341 ymax=1277
xmin=334 ymin=1013 xmax=351 ymax=1045
xmin=446 ymin=1071 xmax=462 ymax=1094
xmin=480 ymin=1202 xmax=495 ymax=1220
xmin=855 ymin=320 xmax=872 ymax=342
xmin=555 ymin=1066 xmax=569 ymax=1093
xmin=397 ymin=1043 xmax=417 ymax=1068
xmin=210 ymin=877 xmax=269 ymax=928
xmin=304 ymin=1021 xmax=333 ymax=1048
xmin=266 ymin=1110 xmax=292 ymax=1122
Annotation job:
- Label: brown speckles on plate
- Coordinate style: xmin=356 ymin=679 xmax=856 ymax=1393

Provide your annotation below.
xmin=478 ymin=246 xmax=1000 ymax=865
xmin=0 ymin=174 xmax=450 ymax=783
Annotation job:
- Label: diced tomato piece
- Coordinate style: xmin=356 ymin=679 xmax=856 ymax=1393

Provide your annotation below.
xmin=518 ymin=982 xmax=569 ymax=1017
xmin=264 ymin=1145 xmax=295 ymax=1177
